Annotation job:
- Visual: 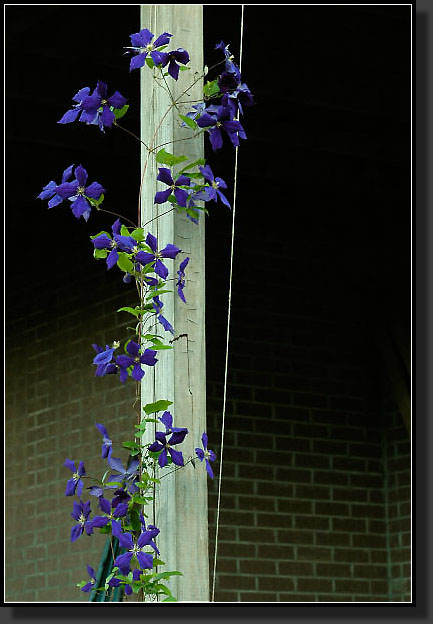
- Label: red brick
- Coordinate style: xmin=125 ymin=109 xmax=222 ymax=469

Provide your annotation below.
xmin=297 ymin=577 xmax=333 ymax=592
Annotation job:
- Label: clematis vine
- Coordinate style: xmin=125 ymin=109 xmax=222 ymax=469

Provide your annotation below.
xmin=47 ymin=22 xmax=253 ymax=602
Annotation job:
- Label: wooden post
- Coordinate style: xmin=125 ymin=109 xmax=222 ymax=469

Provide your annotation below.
xmin=139 ymin=5 xmax=209 ymax=602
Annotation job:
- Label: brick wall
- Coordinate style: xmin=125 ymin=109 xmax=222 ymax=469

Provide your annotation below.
xmin=205 ymin=224 xmax=411 ymax=602
xmin=5 ymin=266 xmax=140 ymax=602
xmin=384 ymin=404 xmax=411 ymax=601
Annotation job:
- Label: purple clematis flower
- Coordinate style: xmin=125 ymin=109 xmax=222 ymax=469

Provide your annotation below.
xmin=152 ymin=296 xmax=174 ymax=335
xmin=70 ymin=499 xmax=93 ymax=542
xmin=176 ymin=257 xmax=190 ymax=303
xmin=161 ymin=48 xmax=190 ymax=80
xmin=81 ymin=565 xmax=97 ymax=593
xmin=136 ymin=232 xmax=181 ymax=280
xmin=106 ymin=456 xmax=140 ymax=495
xmin=92 ymin=342 xmax=119 ymax=377
xmin=79 ymin=81 xmax=127 ymax=131
xmin=55 ymin=164 xmax=105 ymax=222
xmin=64 ymin=459 xmax=86 ymax=496
xmin=154 ymin=168 xmax=191 ymax=208
xmin=91 ymin=220 xmax=141 ymax=270
xmin=196 ymin=105 xmax=246 ymax=151
xmin=215 ymin=40 xmax=241 ymax=80
xmin=95 ymin=423 xmax=113 ymax=459
xmin=199 ymin=164 xmax=231 ymax=208
xmin=116 ymin=340 xmax=158 ymax=383
xmin=111 ymin=519 xmax=155 ymax=572
xmin=221 ymin=81 xmax=254 ymax=119
xmin=125 ymin=28 xmax=172 ymax=72
xmin=195 ymin=432 xmax=216 ymax=479
xmin=111 ymin=488 xmax=132 ymax=508
xmin=148 ymin=428 xmax=188 ymax=468
xmin=37 ymin=164 xmax=74 ymax=209
xmin=90 ymin=496 xmax=128 ymax=531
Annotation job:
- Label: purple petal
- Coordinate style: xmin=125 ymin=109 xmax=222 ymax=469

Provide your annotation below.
xmin=140 ymin=349 xmax=158 ymax=366
xmin=71 ymin=196 xmax=91 ymax=220
xmin=129 ymin=53 xmax=147 ymax=72
xmin=173 ymin=187 xmax=189 ymax=207
xmin=205 ymin=459 xmax=214 ymax=479
xmin=85 ymin=182 xmax=105 ymax=199
xmin=160 ymin=411 xmax=173 ymax=431
xmin=74 ymin=165 xmax=88 ymax=187
xmin=64 ymin=459 xmax=76 ymax=473
xmin=169 ymin=430 xmax=188 ymax=446
xmin=91 ymin=516 xmax=110 ymax=529
xmin=108 ymin=91 xmax=127 ymax=109
xmin=65 ymin=479 xmax=76 ymax=497
xmin=55 ymin=181 xmax=78 ymax=199
xmin=135 ymin=251 xmax=155 ymax=266
xmin=153 ymin=32 xmax=172 ymax=47
xmin=136 ymin=551 xmax=153 ymax=570
xmin=131 ymin=363 xmax=145 ymax=382
xmin=145 ymin=232 xmax=158 ymax=252
xmin=160 ymin=243 xmax=180 ymax=259
xmin=158 ymin=448 xmax=169 ymax=468
xmin=156 ymin=167 xmax=174 ymax=186
xmin=71 ymin=525 xmax=83 ymax=543
xmin=209 ymin=127 xmax=223 ymax=151
xmin=106 ymin=248 xmax=118 ymax=270
xmin=58 ymin=108 xmax=81 ymax=124
xmin=108 ymin=456 xmax=125 ymax=473
xmin=199 ymin=164 xmax=214 ymax=182
xmin=202 ymin=432 xmax=208 ymax=450
xmin=154 ymin=189 xmax=172 ymax=205
xmin=154 ymin=259 xmax=169 ymax=280
xmin=101 ymin=106 xmax=115 ymax=129
xmin=99 ymin=497 xmax=111 ymax=514
xmin=126 ymin=340 xmax=140 ymax=357
xmin=114 ymin=551 xmax=133 ymax=571
xmin=169 ymin=448 xmax=184 ymax=466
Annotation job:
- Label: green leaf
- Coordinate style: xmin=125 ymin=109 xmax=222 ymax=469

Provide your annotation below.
xmin=179 ymin=158 xmax=206 ymax=175
xmin=120 ymin=224 xmax=130 ymax=236
xmin=130 ymin=228 xmax=145 ymax=242
xmin=179 ymin=114 xmax=198 ymax=130
xmin=114 ymin=104 xmax=129 ymax=120
xmin=162 ymin=596 xmax=178 ymax=602
xmin=94 ymin=248 xmax=108 ymax=260
xmin=153 ymin=558 xmax=166 ymax=567
xmin=122 ymin=441 xmax=141 ymax=450
xmin=87 ymin=194 xmax=105 ymax=208
xmin=145 ymin=288 xmax=172 ymax=300
xmin=204 ymin=79 xmax=220 ymax=98
xmin=132 ymin=495 xmax=153 ymax=505
xmin=116 ymin=253 xmax=134 ymax=273
xmin=147 ymin=338 xmax=173 ymax=351
xmin=153 ymin=571 xmax=182 ymax=581
xmin=117 ymin=306 xmax=142 ymax=318
xmin=143 ymin=399 xmax=173 ymax=414
xmin=145 ymin=57 xmax=155 ymax=69
xmin=156 ymin=148 xmax=189 ymax=167
xmin=90 ymin=230 xmax=111 ymax=240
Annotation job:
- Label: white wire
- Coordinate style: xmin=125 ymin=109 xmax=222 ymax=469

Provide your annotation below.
xmin=211 ymin=4 xmax=245 ymax=603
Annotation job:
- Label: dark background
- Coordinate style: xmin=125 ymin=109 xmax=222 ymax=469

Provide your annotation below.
xmin=5 ymin=3 xmax=410 ymax=309
xmin=5 ymin=1 xmax=413 ymax=609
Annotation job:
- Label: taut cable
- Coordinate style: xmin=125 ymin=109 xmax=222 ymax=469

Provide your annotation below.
xmin=211 ymin=4 xmax=245 ymax=603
